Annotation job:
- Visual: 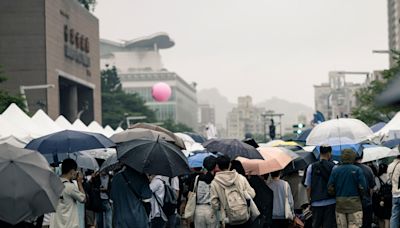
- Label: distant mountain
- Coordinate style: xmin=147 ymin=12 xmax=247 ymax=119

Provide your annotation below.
xmin=197 ymin=88 xmax=235 ymax=127
xmin=256 ymin=97 xmax=315 ymax=133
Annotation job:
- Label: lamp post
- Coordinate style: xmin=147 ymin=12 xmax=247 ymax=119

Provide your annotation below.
xmin=20 ymin=84 xmax=55 ymax=112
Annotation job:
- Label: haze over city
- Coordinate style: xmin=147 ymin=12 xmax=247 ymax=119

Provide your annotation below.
xmin=95 ymin=0 xmax=389 ymax=107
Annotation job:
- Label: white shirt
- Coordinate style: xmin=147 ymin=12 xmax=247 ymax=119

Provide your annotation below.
xmin=149 ymin=176 xmax=179 ymax=221
xmin=50 ymin=178 xmax=86 ymax=228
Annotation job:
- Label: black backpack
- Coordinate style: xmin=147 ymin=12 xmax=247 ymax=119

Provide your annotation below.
xmin=154 ymin=179 xmax=178 ymax=216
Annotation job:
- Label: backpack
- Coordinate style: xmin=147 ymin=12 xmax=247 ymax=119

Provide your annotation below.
xmin=154 ymin=179 xmax=178 ymax=216
xmin=222 ymin=181 xmax=250 ymax=225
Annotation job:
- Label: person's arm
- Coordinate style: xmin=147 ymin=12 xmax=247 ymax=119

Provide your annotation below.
xmin=305 ymin=165 xmax=312 ymax=201
xmin=327 ymin=170 xmax=336 ymax=196
xmin=286 ymin=182 xmax=295 ymax=213
xmin=243 ymin=176 xmax=256 ymax=198
xmin=210 ymin=182 xmax=220 ymax=210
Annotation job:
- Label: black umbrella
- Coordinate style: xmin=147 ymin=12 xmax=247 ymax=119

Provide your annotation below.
xmin=296 ymin=128 xmax=312 ymax=143
xmin=117 ymin=138 xmax=190 ymax=177
xmin=203 ymin=138 xmax=263 ymax=160
xmin=25 ymin=130 xmax=115 ymax=163
xmin=283 ymin=151 xmax=317 ymax=175
xmin=99 ymin=153 xmax=121 ymax=173
xmin=243 ymin=138 xmax=259 ymax=148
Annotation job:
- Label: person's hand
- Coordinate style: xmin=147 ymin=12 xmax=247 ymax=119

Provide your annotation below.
xmin=76 ymin=171 xmax=83 ymax=183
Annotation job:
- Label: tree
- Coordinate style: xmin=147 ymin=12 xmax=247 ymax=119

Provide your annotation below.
xmin=352 ymin=51 xmax=400 ymax=125
xmin=161 ymin=119 xmax=193 ymax=132
xmin=0 ymin=66 xmax=25 ymax=113
xmin=101 ymin=66 xmax=156 ymax=129
xmin=78 ymin=0 xmax=96 ymax=11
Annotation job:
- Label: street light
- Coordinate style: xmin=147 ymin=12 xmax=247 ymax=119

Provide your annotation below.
xmin=20 ymin=84 xmax=55 ymax=112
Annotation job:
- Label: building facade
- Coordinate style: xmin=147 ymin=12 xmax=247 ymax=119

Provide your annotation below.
xmin=388 ymin=0 xmax=400 ymax=66
xmin=100 ymin=34 xmax=198 ymax=129
xmin=226 ymin=96 xmax=265 ymax=139
xmin=0 ymin=0 xmax=101 ymax=124
xmin=314 ymin=72 xmax=362 ymax=120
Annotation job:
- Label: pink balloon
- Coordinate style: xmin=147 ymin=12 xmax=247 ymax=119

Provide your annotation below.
xmin=152 ymin=82 xmax=172 ymax=102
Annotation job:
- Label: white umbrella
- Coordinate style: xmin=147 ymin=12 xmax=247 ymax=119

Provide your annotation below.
xmin=361 ymin=145 xmax=400 ymax=163
xmin=306 ymin=118 xmax=373 ymax=146
xmin=70 ymin=152 xmax=99 ymax=170
xmin=0 ymin=143 xmax=64 ymax=225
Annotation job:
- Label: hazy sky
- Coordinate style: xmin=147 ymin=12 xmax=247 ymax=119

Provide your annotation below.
xmin=94 ymin=0 xmax=389 ymax=107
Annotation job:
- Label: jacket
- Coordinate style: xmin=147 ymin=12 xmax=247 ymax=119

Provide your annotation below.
xmin=310 ymin=160 xmax=335 ymax=203
xmin=210 ymin=171 xmax=255 ymax=221
xmin=388 ymin=159 xmax=400 ymax=198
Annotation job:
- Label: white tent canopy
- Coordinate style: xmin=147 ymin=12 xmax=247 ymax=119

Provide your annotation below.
xmin=374 ymin=111 xmax=400 ymax=140
xmin=103 ymin=125 xmax=115 ymax=138
xmin=55 ymin=115 xmax=73 ymax=130
xmin=72 ymin=119 xmax=90 ymax=132
xmin=0 ymin=115 xmax=32 ymax=141
xmin=115 ymin=127 xmax=124 ymax=134
xmin=0 ymin=136 xmax=29 ymax=148
xmin=88 ymin=121 xmax=107 ymax=135
xmin=31 ymin=109 xmax=62 ymax=134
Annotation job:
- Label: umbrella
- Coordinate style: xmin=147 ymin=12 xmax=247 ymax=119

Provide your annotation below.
xmin=383 ymin=139 xmax=400 ymax=149
xmin=263 ymin=140 xmax=284 ymax=147
xmin=236 ymin=147 xmax=297 ymax=175
xmin=175 ymin=132 xmax=197 ymax=149
xmin=370 ymin=122 xmax=386 ymax=133
xmin=70 ymin=152 xmax=99 ymax=170
xmin=117 ymin=138 xmax=190 ymax=177
xmin=0 ymin=143 xmax=64 ymax=225
xmin=188 ymin=151 xmax=217 ymax=168
xmin=306 ymin=118 xmax=373 ymax=146
xmin=184 ymin=132 xmax=207 ymax=143
xmin=81 ymin=148 xmax=116 ymax=160
xmin=283 ymin=151 xmax=317 ymax=175
xmin=203 ymin=138 xmax=263 ymax=160
xmin=100 ymin=153 xmax=121 ymax=173
xmin=243 ymin=138 xmax=259 ymax=148
xmin=130 ymin=123 xmax=186 ymax=149
xmin=111 ymin=128 xmax=176 ymax=144
xmin=361 ymin=145 xmax=400 ymax=163
xmin=25 ymin=130 xmax=115 ymax=163
xmin=312 ymin=139 xmax=362 ymax=161
xmin=296 ymin=128 xmax=312 ymax=142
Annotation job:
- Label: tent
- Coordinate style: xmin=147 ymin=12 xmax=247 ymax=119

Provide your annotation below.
xmin=374 ymin=112 xmax=400 ymax=141
xmin=72 ymin=119 xmax=90 ymax=132
xmin=88 ymin=121 xmax=107 ymax=135
xmin=103 ymin=125 xmax=115 ymax=138
xmin=55 ymin=115 xmax=73 ymax=130
xmin=31 ymin=110 xmax=62 ymax=135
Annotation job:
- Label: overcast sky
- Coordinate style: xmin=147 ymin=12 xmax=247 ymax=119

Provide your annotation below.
xmin=94 ymin=0 xmax=389 ymax=107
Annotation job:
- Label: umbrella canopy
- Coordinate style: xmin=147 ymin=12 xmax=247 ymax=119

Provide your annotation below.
xmin=184 ymin=132 xmax=207 ymax=143
xmin=263 ymin=140 xmax=284 ymax=147
xmin=130 ymin=123 xmax=186 ymax=149
xmin=243 ymin=138 xmax=259 ymax=148
xmin=175 ymin=132 xmax=197 ymax=149
xmin=25 ymin=130 xmax=115 ymax=164
xmin=236 ymin=147 xmax=296 ymax=175
xmin=111 ymin=128 xmax=175 ymax=144
xmin=81 ymin=148 xmax=116 ymax=160
xmin=383 ymin=139 xmax=400 ymax=149
xmin=203 ymin=138 xmax=263 ymax=159
xmin=117 ymin=138 xmax=190 ymax=177
xmin=296 ymin=128 xmax=312 ymax=142
xmin=312 ymin=140 xmax=362 ymax=161
xmin=188 ymin=151 xmax=217 ymax=168
xmin=70 ymin=152 xmax=99 ymax=170
xmin=370 ymin=122 xmax=386 ymax=133
xmin=361 ymin=145 xmax=400 ymax=163
xmin=283 ymin=151 xmax=317 ymax=175
xmin=0 ymin=143 xmax=64 ymax=225
xmin=306 ymin=118 xmax=373 ymax=146
xmin=100 ymin=153 xmax=121 ymax=173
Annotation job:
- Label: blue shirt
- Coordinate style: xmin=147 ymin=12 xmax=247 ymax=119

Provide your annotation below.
xmin=305 ymin=164 xmax=336 ymax=207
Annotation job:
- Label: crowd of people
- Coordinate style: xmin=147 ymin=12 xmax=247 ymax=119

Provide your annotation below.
xmin=4 ymin=144 xmax=400 ymax=228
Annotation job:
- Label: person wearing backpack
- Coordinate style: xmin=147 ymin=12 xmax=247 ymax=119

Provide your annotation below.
xmin=304 ymin=145 xmax=336 ymax=228
xmin=149 ymin=175 xmax=178 ymax=228
xmin=373 ymin=163 xmax=390 ymax=228
xmin=267 ymin=170 xmax=295 ymax=228
xmin=388 ymin=154 xmax=400 ymax=228
xmin=210 ymin=155 xmax=256 ymax=228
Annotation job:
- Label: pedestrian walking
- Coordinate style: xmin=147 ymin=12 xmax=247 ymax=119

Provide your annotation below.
xmin=210 ymin=155 xmax=256 ymax=228
xmin=96 ymin=171 xmax=113 ymax=228
xmin=267 ymin=170 xmax=295 ymax=228
xmin=327 ymin=149 xmax=367 ymax=228
xmin=50 ymin=159 xmax=86 ymax=228
xmin=305 ymin=145 xmax=336 ymax=228
xmin=388 ymin=154 xmax=400 ymax=228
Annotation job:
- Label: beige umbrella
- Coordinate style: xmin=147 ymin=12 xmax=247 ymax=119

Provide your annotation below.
xmin=130 ymin=123 xmax=186 ymax=149
xmin=236 ymin=147 xmax=296 ymax=175
xmin=111 ymin=128 xmax=175 ymax=144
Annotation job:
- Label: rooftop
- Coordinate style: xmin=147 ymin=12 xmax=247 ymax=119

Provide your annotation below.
xmin=100 ymin=33 xmax=174 ymax=49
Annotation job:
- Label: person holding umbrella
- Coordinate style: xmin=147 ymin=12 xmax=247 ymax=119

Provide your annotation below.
xmin=51 ymin=159 xmax=86 ymax=228
xmin=304 ymin=145 xmax=336 ymax=228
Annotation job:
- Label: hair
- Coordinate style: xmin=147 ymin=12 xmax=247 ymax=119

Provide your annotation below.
xmin=320 ymin=145 xmax=332 ymax=155
xmin=216 ymin=155 xmax=231 ymax=170
xmin=271 ymin=170 xmax=281 ymax=178
xmin=230 ymin=160 xmax=246 ymax=176
xmin=203 ymin=156 xmax=217 ymax=172
xmin=378 ymin=163 xmax=388 ymax=176
xmin=61 ymin=158 xmax=78 ymax=175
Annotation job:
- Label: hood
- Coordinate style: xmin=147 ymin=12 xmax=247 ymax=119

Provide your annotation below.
xmin=214 ymin=170 xmax=239 ymax=187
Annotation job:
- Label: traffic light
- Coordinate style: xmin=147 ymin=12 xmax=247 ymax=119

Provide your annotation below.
xmin=293 ymin=123 xmax=305 ymax=134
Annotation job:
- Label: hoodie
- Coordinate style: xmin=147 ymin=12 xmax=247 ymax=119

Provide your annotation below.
xmin=210 ymin=171 xmax=255 ymax=221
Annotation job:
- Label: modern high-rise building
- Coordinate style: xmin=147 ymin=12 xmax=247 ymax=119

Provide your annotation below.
xmin=226 ymin=96 xmax=265 ymax=139
xmin=314 ymin=72 xmax=362 ymax=120
xmin=199 ymin=104 xmax=216 ymax=125
xmin=100 ymin=33 xmax=198 ymax=129
xmin=388 ymin=0 xmax=400 ymax=66
xmin=0 ymin=0 xmax=101 ymax=124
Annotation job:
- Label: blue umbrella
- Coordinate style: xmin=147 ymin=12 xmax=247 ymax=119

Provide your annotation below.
xmin=188 ymin=151 xmax=217 ymax=168
xmin=26 ymin=130 xmax=115 ymax=164
xmin=312 ymin=138 xmax=362 ymax=161
xmin=370 ymin=122 xmax=386 ymax=133
xmin=383 ymin=139 xmax=400 ymax=148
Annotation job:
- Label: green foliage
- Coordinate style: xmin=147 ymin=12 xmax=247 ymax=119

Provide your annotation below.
xmin=0 ymin=66 xmax=25 ymax=113
xmin=352 ymin=51 xmax=400 ymax=125
xmin=161 ymin=119 xmax=193 ymax=132
xmin=101 ymin=67 xmax=156 ymax=129
xmin=78 ymin=0 xmax=96 ymax=11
